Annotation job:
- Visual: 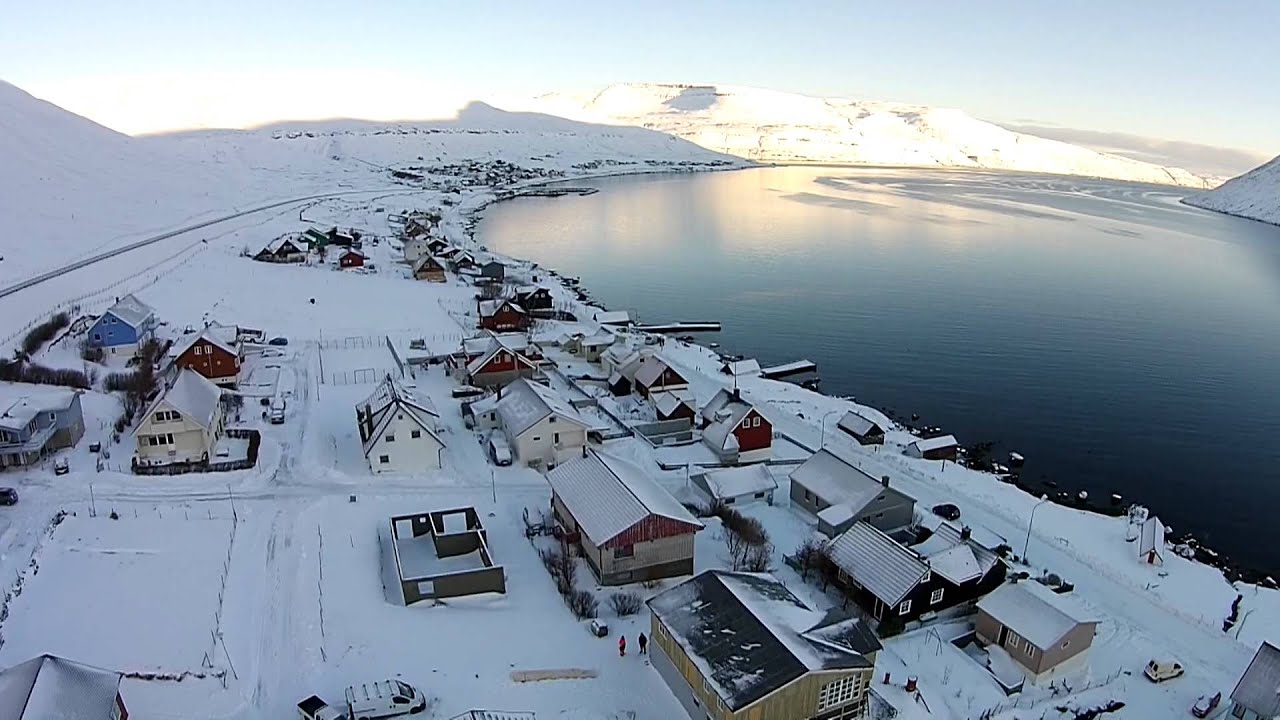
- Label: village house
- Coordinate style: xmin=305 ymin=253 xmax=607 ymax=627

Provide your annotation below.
xmin=633 ymin=358 xmax=689 ymax=398
xmin=789 ymin=449 xmax=916 ymax=536
xmin=0 ymin=386 xmax=85 ymax=469
xmin=906 ymin=434 xmax=959 ymax=461
xmin=478 ymin=298 xmax=530 ymax=332
xmin=571 ymin=332 xmax=616 ymax=362
xmin=339 ymin=248 xmax=366 ymax=268
xmin=700 ymin=388 xmax=773 ymax=464
xmin=450 ymin=333 xmax=541 ymax=388
xmin=86 ymin=294 xmax=158 ymax=358
xmin=592 ymin=309 xmax=632 ymax=326
xmin=134 ymin=368 xmax=226 ymax=468
xmin=692 ymin=464 xmax=778 ymax=507
xmin=0 ymin=653 xmax=129 ymax=720
xmin=547 ymin=448 xmax=702 ymax=585
xmin=327 ymin=227 xmax=359 ymax=246
xmin=495 ymin=378 xmax=592 ymax=469
xmin=514 ymin=285 xmax=555 ymax=311
xmin=1229 ymin=642 xmax=1280 ymax=719
xmin=648 ymin=570 xmax=880 ymax=720
xmin=449 ymin=250 xmax=479 ymax=272
xmin=412 ymin=255 xmax=447 ymax=282
xmin=402 ymin=234 xmax=429 ymax=263
xmin=650 ymin=389 xmax=697 ymax=423
xmin=479 ymin=260 xmax=505 ymax=282
xmin=303 ymin=227 xmax=330 ymax=250
xmin=605 ymin=347 xmax=660 ymax=396
xmin=253 ymin=237 xmax=307 ymax=263
xmin=356 ymin=375 xmax=444 ymax=474
xmin=170 ymin=327 xmax=241 ymax=386
xmin=720 ymin=358 xmax=762 ymax=378
xmin=826 ymin=520 xmax=1006 ymax=625
xmin=975 ymin=580 xmax=1099 ymax=685
xmin=837 ymin=408 xmax=890 ymax=445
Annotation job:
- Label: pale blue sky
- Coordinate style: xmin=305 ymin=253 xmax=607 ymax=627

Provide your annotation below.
xmin=2 ymin=0 xmax=1276 ymax=163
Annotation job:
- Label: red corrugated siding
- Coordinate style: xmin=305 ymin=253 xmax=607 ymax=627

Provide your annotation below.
xmin=176 ymin=340 xmax=239 ymax=380
xmin=605 ymin=514 xmax=699 ymax=549
xmin=475 ymin=350 xmax=517 ymax=375
xmin=734 ymin=409 xmax=772 ymax=452
xmin=480 ymin=307 xmax=529 ymax=331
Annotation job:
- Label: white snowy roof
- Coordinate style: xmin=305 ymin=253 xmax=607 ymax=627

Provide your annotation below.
xmin=1138 ymin=516 xmax=1166 ymax=559
xmin=837 ymin=408 xmax=889 ymax=437
xmin=909 ymin=522 xmax=1002 ymax=583
xmin=592 ymin=309 xmax=632 ymax=325
xmin=413 ymin=254 xmax=444 ymax=272
xmin=977 ymin=582 xmax=1098 ymax=650
xmin=465 ymin=337 xmax=538 ymax=376
xmin=154 ymin=369 xmax=223 ymax=430
xmin=634 ymin=358 xmax=684 ymax=389
xmin=104 ymin=293 xmax=155 ymax=328
xmin=479 ymin=299 xmax=525 ymax=317
xmin=546 ymin=449 xmax=701 ymax=545
xmin=496 ymin=379 xmax=591 ymax=437
xmin=722 ymin=358 xmax=761 ymax=377
xmin=359 ymin=375 xmax=442 ymax=457
xmin=696 ymin=465 xmax=778 ymax=499
xmin=789 ymin=449 xmax=887 ymax=513
xmin=700 ymin=389 xmax=756 ymax=452
xmin=580 ymin=332 xmax=616 ymax=348
xmin=0 ymin=654 xmax=123 ymax=720
xmin=0 ymin=386 xmax=76 ymax=430
xmin=826 ymin=522 xmax=929 ymax=606
xmin=910 ymin=434 xmax=958 ymax=452
xmin=1232 ymin=642 xmax=1280 ymax=717
xmin=650 ymin=389 xmax=694 ymax=417
xmin=170 ymin=327 xmax=237 ymax=360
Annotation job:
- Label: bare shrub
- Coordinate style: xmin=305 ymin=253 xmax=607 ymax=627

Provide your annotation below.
xmin=609 ymin=591 xmax=643 ymax=617
xmin=743 ymin=543 xmax=774 ymax=572
xmin=568 ymin=590 xmax=598 ymax=619
xmin=21 ymin=312 xmax=70 ymax=355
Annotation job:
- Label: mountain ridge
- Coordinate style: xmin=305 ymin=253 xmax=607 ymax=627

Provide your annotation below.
xmin=1182 ymin=154 xmax=1280 ymax=226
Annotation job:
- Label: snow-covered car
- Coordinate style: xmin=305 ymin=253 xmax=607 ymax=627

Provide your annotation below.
xmin=589 ymin=619 xmax=609 ymax=637
xmin=345 ymin=679 xmax=425 ymax=719
xmin=487 ymin=435 xmax=513 ymax=466
xmin=1191 ymin=691 xmax=1221 ymax=718
xmin=1144 ymin=659 xmax=1185 ymax=682
xmin=298 ymin=695 xmax=349 ymax=720
xmin=54 ymin=457 xmax=69 ymax=475
xmin=270 ymin=397 xmax=287 ymax=424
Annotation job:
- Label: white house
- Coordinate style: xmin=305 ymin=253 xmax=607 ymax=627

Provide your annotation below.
xmin=134 ymin=368 xmax=225 ymax=467
xmin=691 ymin=465 xmax=779 ymax=506
xmin=357 ymin=375 xmax=445 ymax=474
xmin=496 ymin=379 xmax=592 ymax=469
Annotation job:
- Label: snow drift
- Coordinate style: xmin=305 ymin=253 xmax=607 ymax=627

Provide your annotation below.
xmin=1183 ymin=153 xmax=1280 ymax=225
xmin=524 ymin=83 xmax=1215 ymax=188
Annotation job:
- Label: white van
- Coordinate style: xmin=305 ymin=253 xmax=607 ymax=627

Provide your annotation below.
xmin=1143 ymin=658 xmax=1184 ymax=683
xmin=269 ymin=397 xmax=287 ymax=424
xmin=344 ymin=679 xmax=425 ymax=719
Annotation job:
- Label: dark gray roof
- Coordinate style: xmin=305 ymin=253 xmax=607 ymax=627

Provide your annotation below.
xmin=647 ymin=571 xmax=873 ymax=711
xmin=1232 ymin=642 xmax=1280 ymax=716
xmin=827 ymin=522 xmax=929 ymax=606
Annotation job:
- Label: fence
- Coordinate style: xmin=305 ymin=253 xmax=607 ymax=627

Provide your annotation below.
xmin=328 ymin=368 xmax=393 ymax=386
xmin=971 ymin=668 xmax=1124 ymax=719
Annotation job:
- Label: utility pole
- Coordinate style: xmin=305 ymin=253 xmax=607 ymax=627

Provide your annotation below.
xmin=490 ymin=468 xmax=496 ymax=504
xmin=227 ymin=484 xmax=238 ymax=524
xmin=89 ymin=483 xmax=97 ymax=518
xmin=1023 ymin=497 xmax=1050 ymax=561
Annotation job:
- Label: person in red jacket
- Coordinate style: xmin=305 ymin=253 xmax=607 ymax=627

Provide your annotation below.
xmin=618 ymin=635 xmax=627 ymax=657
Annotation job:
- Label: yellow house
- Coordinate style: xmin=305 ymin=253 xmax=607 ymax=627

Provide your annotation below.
xmin=647 ymin=570 xmax=880 ymax=720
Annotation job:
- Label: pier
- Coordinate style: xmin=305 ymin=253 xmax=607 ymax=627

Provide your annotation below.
xmin=634 ymin=321 xmax=722 ymax=333
xmin=759 ymin=359 xmax=818 ymax=379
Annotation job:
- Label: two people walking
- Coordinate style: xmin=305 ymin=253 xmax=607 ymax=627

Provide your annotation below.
xmin=619 ymin=632 xmax=647 ymax=657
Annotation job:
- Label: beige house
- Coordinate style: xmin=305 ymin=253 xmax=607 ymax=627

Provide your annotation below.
xmin=357 ymin=375 xmax=444 ymax=474
xmin=975 ymin=581 xmax=1099 ymax=684
xmin=134 ymin=368 xmax=225 ymax=467
xmin=648 ymin=570 xmax=880 ymax=720
xmin=547 ymin=449 xmax=702 ymax=585
xmin=496 ymin=379 xmax=591 ymax=469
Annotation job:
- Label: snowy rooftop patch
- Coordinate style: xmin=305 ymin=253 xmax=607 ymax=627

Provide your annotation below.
xmin=909 ymin=434 xmax=958 ymax=452
xmin=0 ymin=383 xmax=77 ymax=430
xmin=148 ymin=368 xmax=222 ymax=431
xmin=649 ymin=389 xmax=694 ymax=417
xmin=103 ymin=293 xmax=156 ymax=327
xmin=826 ymin=522 xmax=928 ymax=606
xmin=695 ymin=465 xmax=777 ymax=500
xmin=700 ymin=389 xmax=756 ymax=452
xmin=789 ymin=449 xmax=887 ymax=511
xmin=496 ymin=379 xmax=592 ymax=436
xmin=837 ymin=408 xmax=890 ymax=437
xmin=591 ymin=309 xmax=632 ymax=325
xmin=646 ymin=571 xmax=875 ymax=711
xmin=1231 ymin=641 xmax=1280 ymax=717
xmin=0 ymin=654 xmax=123 ymax=720
xmin=977 ymin=581 xmax=1098 ymax=650
xmin=545 ymin=449 xmax=701 ymax=545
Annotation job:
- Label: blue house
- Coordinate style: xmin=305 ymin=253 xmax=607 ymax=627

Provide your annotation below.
xmin=87 ymin=294 xmax=158 ymax=358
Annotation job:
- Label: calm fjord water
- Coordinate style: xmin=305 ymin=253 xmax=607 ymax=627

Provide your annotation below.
xmin=478 ymin=167 xmax=1280 ymax=571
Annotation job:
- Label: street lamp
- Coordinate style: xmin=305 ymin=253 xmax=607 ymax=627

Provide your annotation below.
xmin=819 ymin=409 xmax=843 ymax=450
xmin=1023 ymin=497 xmax=1051 ymax=561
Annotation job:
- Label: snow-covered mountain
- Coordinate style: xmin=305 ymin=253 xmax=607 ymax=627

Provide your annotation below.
xmin=1182 ymin=154 xmax=1280 ymax=225
xmin=523 ymin=83 xmax=1214 ymax=188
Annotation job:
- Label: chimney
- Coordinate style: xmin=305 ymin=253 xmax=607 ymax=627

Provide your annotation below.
xmin=960 ymin=526 xmax=972 ymax=541
xmin=581 ymin=444 xmax=588 ymax=459
xmin=881 ymin=475 xmax=890 ymax=487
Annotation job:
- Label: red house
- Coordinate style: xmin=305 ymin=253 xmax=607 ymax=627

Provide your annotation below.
xmin=172 ymin=329 xmax=240 ymax=386
xmin=456 ymin=338 xmax=539 ymax=387
xmin=339 ymin=249 xmax=366 ymax=268
xmin=478 ymin=299 xmax=530 ymax=332
xmin=700 ymin=388 xmax=772 ymax=464
xmin=651 ymin=390 xmax=697 ymax=423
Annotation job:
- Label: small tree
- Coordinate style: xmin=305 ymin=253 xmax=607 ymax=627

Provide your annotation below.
xmin=568 ymin=590 xmax=599 ymax=619
xmin=609 ymin=591 xmax=643 ymax=617
xmin=743 ymin=542 xmax=774 ymax=572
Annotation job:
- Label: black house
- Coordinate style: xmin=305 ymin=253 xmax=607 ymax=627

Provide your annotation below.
xmin=514 ymin=286 xmax=554 ymax=311
xmin=826 ymin=521 xmax=1006 ymax=627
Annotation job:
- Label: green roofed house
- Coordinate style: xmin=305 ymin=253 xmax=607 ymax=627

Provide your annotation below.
xmin=303 ymin=227 xmax=330 ymax=250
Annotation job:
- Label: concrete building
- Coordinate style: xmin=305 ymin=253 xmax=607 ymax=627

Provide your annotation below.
xmin=976 ymin=581 xmax=1100 ymax=685
xmin=547 ymin=449 xmax=702 ymax=585
xmin=386 ymin=507 xmax=506 ymax=605
xmin=648 ymin=571 xmax=879 ymax=720
xmin=134 ymin=369 xmax=225 ymax=468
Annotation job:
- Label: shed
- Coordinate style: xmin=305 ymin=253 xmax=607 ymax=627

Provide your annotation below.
xmin=592 ymin=309 xmax=632 ymax=326
xmin=1138 ymin=516 xmax=1166 ymax=566
xmin=479 ymin=260 xmax=505 ymax=280
xmin=906 ymin=434 xmax=958 ymax=460
xmin=339 ymin=248 xmax=366 ymax=268
xmin=837 ymin=408 xmax=889 ymax=445
xmin=720 ymin=358 xmax=762 ymax=377
xmin=692 ymin=465 xmax=778 ymax=506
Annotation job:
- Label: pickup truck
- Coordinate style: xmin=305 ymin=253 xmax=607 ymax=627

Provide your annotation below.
xmin=298 ymin=680 xmax=425 ymax=720
xmin=298 ymin=695 xmax=348 ymax=720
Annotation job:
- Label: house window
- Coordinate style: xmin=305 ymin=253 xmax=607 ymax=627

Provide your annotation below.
xmin=554 ymin=433 xmax=560 ymax=444
xmin=1231 ymin=704 xmax=1246 ymax=719
xmin=532 ymin=436 xmax=541 ymax=442
xmin=899 ymin=600 xmax=912 ymax=615
xmin=385 ymin=434 xmax=395 ymax=442
xmin=1007 ymin=633 xmax=1021 ymax=651
xmin=548 ymin=416 xmax=556 ymax=423
xmin=723 ymin=496 xmax=736 ymax=505
xmin=931 ymin=588 xmax=945 ymax=604
xmin=411 ymin=430 xmax=421 ymax=439
xmin=615 ymin=544 xmax=634 ymax=558
xmin=1062 ymin=640 xmax=1070 ymax=649
xmin=804 ymin=490 xmax=813 ymax=501
xmin=921 ymin=570 xmax=931 ymax=582
xmin=379 ymin=455 xmax=390 ymax=464
xmin=817 ymin=675 xmax=858 ymax=711
xmin=754 ymin=491 xmax=767 ymax=499
xmin=92 ymin=333 xmax=101 ymax=341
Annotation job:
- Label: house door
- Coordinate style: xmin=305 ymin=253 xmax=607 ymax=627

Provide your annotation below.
xmin=997 ymin=626 xmax=1009 ymax=646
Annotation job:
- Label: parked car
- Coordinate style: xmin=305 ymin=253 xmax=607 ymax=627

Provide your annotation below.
xmin=0 ymin=488 xmax=18 ymax=506
xmin=589 ymin=619 xmax=609 ymax=637
xmin=345 ymin=679 xmax=425 ymax=719
xmin=270 ymin=398 xmax=287 ymax=424
xmin=451 ymin=385 xmax=484 ymax=399
xmin=487 ymin=435 xmax=513 ymax=466
xmin=1145 ymin=659 xmax=1185 ymax=683
xmin=54 ymin=457 xmax=69 ymax=475
xmin=268 ymin=337 xmax=289 ymax=346
xmin=931 ymin=503 xmax=962 ymax=521
xmin=1192 ymin=691 xmax=1221 ymax=718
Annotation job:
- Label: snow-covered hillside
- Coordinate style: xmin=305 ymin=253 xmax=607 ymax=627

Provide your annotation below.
xmin=523 ymin=83 xmax=1214 ymax=188
xmin=1183 ymin=153 xmax=1280 ymax=225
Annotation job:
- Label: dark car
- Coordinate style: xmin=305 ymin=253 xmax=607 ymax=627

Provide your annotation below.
xmin=268 ymin=337 xmax=289 ymax=346
xmin=0 ymin=488 xmax=18 ymax=506
xmin=932 ymin=503 xmax=961 ymax=521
